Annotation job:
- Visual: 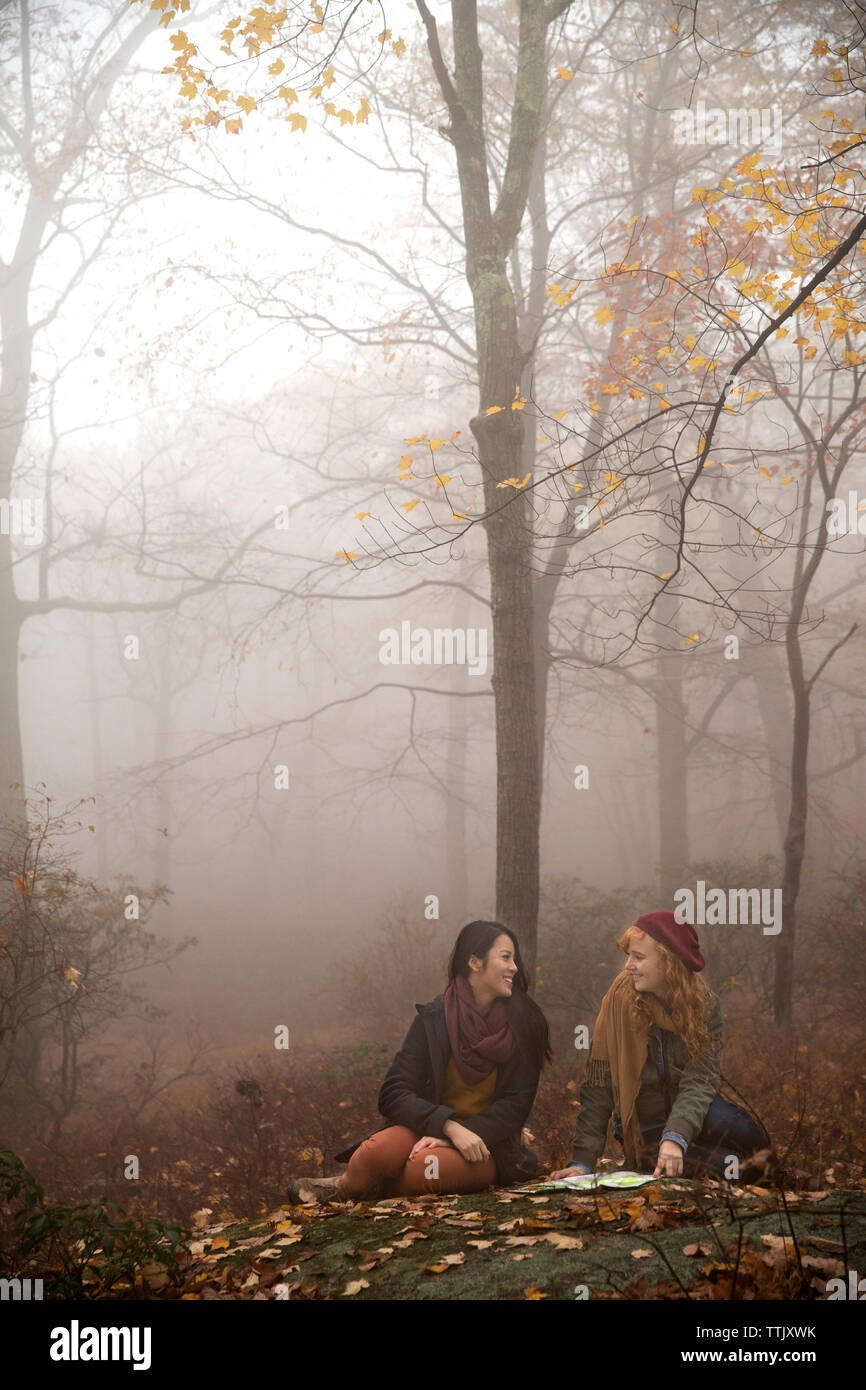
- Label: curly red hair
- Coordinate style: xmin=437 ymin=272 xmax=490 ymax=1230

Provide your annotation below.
xmin=616 ymin=925 xmax=710 ymax=1058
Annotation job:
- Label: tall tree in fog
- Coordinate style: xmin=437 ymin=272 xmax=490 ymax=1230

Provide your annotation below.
xmin=146 ymin=0 xmax=866 ymax=999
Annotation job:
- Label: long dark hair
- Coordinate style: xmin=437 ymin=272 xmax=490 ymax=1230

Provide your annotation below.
xmin=448 ymin=920 xmax=552 ymax=1071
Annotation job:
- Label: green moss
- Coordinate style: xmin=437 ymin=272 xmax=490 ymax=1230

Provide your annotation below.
xmin=203 ymin=1185 xmax=866 ymax=1301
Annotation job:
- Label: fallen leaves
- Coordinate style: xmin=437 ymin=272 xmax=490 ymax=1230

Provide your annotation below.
xmin=425 ymin=1252 xmax=466 ymax=1274
xmin=343 ymin=1279 xmax=370 ymax=1297
xmin=167 ymin=1178 xmax=861 ymax=1301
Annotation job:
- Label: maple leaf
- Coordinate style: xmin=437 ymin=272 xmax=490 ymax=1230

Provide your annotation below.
xmin=593 ymin=305 xmax=614 ymax=325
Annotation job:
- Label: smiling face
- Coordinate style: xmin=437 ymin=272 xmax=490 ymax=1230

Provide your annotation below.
xmin=469 ymin=932 xmax=517 ymax=1006
xmin=623 ymin=930 xmax=667 ymax=998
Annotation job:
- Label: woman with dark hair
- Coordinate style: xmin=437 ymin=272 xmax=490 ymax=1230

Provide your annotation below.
xmin=551 ymin=912 xmax=768 ymax=1182
xmin=286 ymin=921 xmax=551 ymax=1202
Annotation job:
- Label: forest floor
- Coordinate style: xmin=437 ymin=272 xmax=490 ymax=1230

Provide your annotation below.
xmin=147 ymin=1178 xmax=866 ymax=1301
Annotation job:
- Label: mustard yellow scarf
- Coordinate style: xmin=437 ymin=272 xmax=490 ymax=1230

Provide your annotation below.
xmin=585 ymin=970 xmax=678 ymax=1168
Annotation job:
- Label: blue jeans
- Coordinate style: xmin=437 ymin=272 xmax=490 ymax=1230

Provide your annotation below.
xmin=613 ymin=1094 xmax=769 ymax=1178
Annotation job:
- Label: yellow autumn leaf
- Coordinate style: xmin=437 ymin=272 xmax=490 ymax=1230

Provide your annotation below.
xmin=402 ymin=498 xmax=420 ymax=512
xmin=434 ymin=475 xmax=451 ymax=488
xmin=287 ymin=113 xmax=307 ymax=133
xmin=496 ymin=473 xmax=532 ymax=490
xmin=336 ymin=551 xmax=357 ymax=562
xmin=406 ymin=435 xmax=426 ymax=445
xmin=556 ymin=67 xmax=573 ymax=79
xmin=355 ymin=512 xmax=371 ymax=520
xmin=593 ymin=305 xmax=614 ymax=325
xmin=428 ymin=438 xmax=442 ymax=451
xmin=759 ymin=467 xmax=772 ymax=478
xmin=684 ymin=634 xmax=699 ymax=645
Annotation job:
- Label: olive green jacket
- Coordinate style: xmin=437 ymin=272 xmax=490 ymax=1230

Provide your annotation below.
xmin=569 ymin=992 xmax=723 ymax=1170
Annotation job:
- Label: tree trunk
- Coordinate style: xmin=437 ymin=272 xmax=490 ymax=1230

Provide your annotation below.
xmin=421 ymin=0 xmax=557 ymax=978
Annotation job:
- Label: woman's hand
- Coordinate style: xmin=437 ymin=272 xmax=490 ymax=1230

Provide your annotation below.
xmin=653 ymin=1140 xmax=684 ymax=1178
xmin=409 ymin=1135 xmax=453 ymax=1160
xmin=443 ymin=1120 xmax=490 ymax=1163
xmin=549 ymin=1164 xmax=591 ymax=1179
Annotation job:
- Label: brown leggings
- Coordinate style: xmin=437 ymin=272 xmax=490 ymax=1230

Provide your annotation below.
xmin=337 ymin=1125 xmax=498 ymax=1200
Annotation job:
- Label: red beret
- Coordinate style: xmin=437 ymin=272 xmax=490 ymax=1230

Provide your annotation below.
xmin=633 ymin=910 xmax=705 ymax=972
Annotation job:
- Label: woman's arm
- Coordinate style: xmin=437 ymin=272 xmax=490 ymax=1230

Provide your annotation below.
xmin=663 ymin=994 xmax=723 ymax=1146
xmin=377 ymin=1013 xmax=457 ymax=1138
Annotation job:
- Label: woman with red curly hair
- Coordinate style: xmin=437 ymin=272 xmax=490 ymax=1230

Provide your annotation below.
xmin=551 ymin=911 xmax=768 ymax=1181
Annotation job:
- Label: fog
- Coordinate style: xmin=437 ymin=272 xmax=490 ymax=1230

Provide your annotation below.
xmin=1 ymin=0 xmax=864 ymax=1187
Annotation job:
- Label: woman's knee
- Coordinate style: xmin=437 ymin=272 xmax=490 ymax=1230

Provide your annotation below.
xmin=350 ymin=1126 xmax=416 ymax=1171
xmin=700 ymin=1095 xmax=768 ymax=1153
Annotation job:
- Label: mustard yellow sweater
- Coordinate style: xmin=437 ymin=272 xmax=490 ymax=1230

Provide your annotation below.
xmin=442 ymin=1056 xmax=498 ymax=1118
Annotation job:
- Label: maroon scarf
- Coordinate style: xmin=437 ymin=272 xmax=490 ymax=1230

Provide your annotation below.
xmin=444 ymin=974 xmax=516 ymax=1085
